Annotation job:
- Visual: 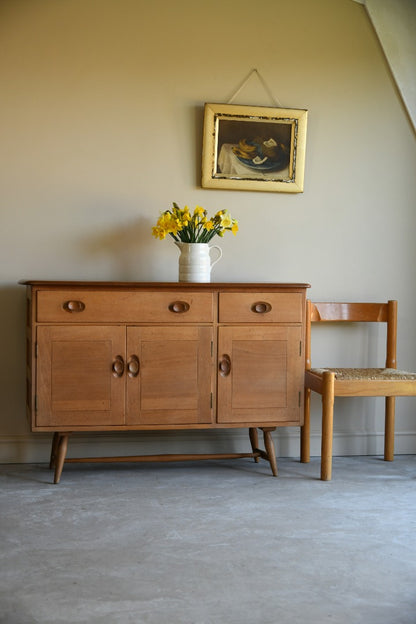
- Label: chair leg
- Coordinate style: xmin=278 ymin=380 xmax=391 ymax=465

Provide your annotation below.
xmin=321 ymin=372 xmax=335 ymax=481
xmin=384 ymin=396 xmax=395 ymax=461
xmin=301 ymin=387 xmax=311 ymax=463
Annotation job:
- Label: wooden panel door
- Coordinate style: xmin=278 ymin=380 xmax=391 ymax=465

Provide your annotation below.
xmin=36 ymin=326 xmax=126 ymax=427
xmin=217 ymin=326 xmax=303 ymax=424
xmin=126 ymin=326 xmax=213 ymax=425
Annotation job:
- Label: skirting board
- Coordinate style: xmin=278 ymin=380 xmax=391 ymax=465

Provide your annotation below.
xmin=1 ymin=430 xmax=416 ymax=464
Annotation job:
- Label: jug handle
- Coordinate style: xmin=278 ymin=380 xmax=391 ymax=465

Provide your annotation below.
xmin=209 ymin=245 xmax=222 ymax=269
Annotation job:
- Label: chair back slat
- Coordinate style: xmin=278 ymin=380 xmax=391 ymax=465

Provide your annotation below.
xmin=311 ymin=302 xmax=389 ymax=323
xmin=306 ymin=300 xmax=398 ymax=371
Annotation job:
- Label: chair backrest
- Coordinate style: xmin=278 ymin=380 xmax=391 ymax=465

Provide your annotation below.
xmin=305 ymin=300 xmax=397 ymax=370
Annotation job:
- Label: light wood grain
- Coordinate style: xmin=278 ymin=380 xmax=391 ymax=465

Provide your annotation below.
xmin=219 ymin=292 xmax=303 ymax=323
xmin=37 ymin=325 xmax=125 ymax=427
xmin=22 ymin=281 xmax=309 ymax=482
xmin=37 ymin=290 xmax=214 ymax=323
xmin=217 ymin=325 xmax=302 ymax=424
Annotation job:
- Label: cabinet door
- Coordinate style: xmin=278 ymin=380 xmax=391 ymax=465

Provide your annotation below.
xmin=36 ymin=326 xmax=126 ymax=428
xmin=126 ymin=326 xmax=213 ymax=425
xmin=217 ymin=326 xmax=303 ymax=424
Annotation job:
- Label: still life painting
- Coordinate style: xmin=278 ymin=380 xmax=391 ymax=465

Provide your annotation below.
xmin=202 ymin=103 xmax=308 ymax=193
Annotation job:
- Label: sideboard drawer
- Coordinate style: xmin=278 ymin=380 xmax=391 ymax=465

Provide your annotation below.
xmin=37 ymin=291 xmax=214 ymax=323
xmin=219 ymin=292 xmax=303 ymax=323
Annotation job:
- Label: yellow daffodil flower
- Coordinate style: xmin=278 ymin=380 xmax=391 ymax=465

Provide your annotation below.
xmin=152 ymin=203 xmax=238 ymax=243
xmin=220 ymin=213 xmax=232 ymax=228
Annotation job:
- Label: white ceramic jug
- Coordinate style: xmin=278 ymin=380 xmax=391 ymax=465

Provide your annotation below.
xmin=175 ymin=242 xmax=222 ymax=282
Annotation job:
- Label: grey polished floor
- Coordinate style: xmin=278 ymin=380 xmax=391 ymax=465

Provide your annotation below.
xmin=1 ymin=455 xmax=415 ymax=624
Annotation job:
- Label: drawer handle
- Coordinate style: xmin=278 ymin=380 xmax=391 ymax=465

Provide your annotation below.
xmin=219 ymin=354 xmax=231 ymax=377
xmin=168 ymin=301 xmax=190 ymax=314
xmin=251 ymin=301 xmax=272 ymax=314
xmin=127 ymin=355 xmax=140 ymax=378
xmin=63 ymin=300 xmax=86 ymax=313
xmin=112 ymin=355 xmax=125 ymax=378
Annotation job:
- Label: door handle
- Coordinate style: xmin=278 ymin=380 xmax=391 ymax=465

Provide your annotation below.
xmin=219 ymin=354 xmax=231 ymax=377
xmin=112 ymin=355 xmax=125 ymax=377
xmin=127 ymin=355 xmax=140 ymax=378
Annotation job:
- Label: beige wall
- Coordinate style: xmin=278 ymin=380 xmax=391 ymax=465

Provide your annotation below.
xmin=1 ymin=0 xmax=415 ymax=462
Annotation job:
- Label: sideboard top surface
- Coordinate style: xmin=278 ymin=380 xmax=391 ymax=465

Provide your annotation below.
xmin=20 ymin=280 xmax=310 ymax=291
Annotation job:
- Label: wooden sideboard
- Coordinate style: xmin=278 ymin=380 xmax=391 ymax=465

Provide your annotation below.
xmin=21 ymin=281 xmax=309 ymax=483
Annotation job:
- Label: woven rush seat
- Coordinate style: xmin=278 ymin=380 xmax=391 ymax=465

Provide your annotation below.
xmin=310 ymin=367 xmax=416 ymax=381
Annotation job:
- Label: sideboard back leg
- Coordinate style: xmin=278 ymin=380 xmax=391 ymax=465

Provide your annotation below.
xmin=249 ymin=428 xmax=260 ymax=463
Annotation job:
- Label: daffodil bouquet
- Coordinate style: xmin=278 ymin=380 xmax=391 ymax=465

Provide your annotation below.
xmin=152 ymin=202 xmax=238 ymax=243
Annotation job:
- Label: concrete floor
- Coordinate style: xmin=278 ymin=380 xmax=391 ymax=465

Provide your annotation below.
xmin=1 ymin=455 xmax=416 ymax=624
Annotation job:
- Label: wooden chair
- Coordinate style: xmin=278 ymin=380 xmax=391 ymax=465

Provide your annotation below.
xmin=301 ymin=300 xmax=416 ymax=480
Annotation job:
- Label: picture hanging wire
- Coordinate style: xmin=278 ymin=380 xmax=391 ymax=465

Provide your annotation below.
xmin=226 ymin=68 xmax=283 ymax=108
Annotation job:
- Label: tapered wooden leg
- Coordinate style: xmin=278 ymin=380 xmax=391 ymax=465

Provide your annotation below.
xmin=54 ymin=433 xmax=70 ymax=484
xmin=262 ymin=427 xmax=278 ymax=477
xmin=321 ymin=372 xmax=335 ymax=481
xmin=49 ymin=432 xmax=60 ymax=469
xmin=301 ymin=387 xmax=311 ymax=463
xmin=384 ymin=396 xmax=395 ymax=461
xmin=249 ymin=428 xmax=260 ymax=463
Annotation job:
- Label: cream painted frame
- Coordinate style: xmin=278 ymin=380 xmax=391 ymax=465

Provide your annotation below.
xmin=202 ymin=103 xmax=308 ymax=193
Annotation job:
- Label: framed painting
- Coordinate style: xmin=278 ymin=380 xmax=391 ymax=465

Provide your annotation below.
xmin=201 ymin=103 xmax=308 ymax=193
